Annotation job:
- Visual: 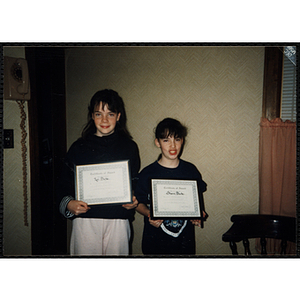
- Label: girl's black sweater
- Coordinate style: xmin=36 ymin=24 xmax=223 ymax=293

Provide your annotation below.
xmin=57 ymin=131 xmax=140 ymax=220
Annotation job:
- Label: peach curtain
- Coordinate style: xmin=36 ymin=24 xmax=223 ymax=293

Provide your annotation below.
xmin=257 ymin=117 xmax=296 ymax=254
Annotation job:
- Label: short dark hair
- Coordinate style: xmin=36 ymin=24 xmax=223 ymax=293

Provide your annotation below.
xmin=155 ymin=118 xmax=188 ymax=159
xmin=82 ymin=89 xmax=132 ymax=139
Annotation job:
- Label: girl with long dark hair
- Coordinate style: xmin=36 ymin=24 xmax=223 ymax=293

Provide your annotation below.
xmin=58 ymin=89 xmax=140 ymax=255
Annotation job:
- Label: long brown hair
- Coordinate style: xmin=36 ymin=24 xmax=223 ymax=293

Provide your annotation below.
xmin=82 ymin=89 xmax=132 ymax=139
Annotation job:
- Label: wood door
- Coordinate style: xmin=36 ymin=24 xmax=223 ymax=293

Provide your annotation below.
xmin=26 ymin=47 xmax=67 ymax=255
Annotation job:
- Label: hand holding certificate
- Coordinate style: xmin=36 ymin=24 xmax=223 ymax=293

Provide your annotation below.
xmin=75 ymin=160 xmax=132 ymax=205
xmin=150 ymin=179 xmax=202 ymax=220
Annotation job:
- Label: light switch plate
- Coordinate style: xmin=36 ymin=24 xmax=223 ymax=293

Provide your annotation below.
xmin=4 ymin=129 xmax=14 ymax=148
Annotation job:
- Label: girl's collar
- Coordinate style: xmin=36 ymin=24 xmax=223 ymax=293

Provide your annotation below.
xmin=92 ymin=130 xmax=118 ymax=138
xmin=157 ymin=159 xmax=181 ymax=169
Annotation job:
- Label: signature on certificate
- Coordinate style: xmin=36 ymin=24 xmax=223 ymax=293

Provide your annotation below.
xmin=94 ymin=176 xmax=109 ymax=182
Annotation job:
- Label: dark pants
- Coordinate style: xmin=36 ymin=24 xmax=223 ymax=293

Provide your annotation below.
xmin=142 ymin=225 xmax=195 ymax=255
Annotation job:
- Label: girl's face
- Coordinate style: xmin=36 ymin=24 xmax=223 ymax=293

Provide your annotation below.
xmin=92 ymin=102 xmax=121 ymax=137
xmin=155 ymin=135 xmax=183 ymax=163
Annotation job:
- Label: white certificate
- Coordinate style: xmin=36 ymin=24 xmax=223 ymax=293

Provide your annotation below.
xmin=151 ymin=179 xmax=201 ymax=219
xmin=75 ymin=160 xmax=132 ymax=205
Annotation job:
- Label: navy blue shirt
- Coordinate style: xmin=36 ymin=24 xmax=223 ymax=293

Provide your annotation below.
xmin=135 ymin=159 xmax=207 ymax=254
xmin=57 ymin=131 xmax=140 ymax=220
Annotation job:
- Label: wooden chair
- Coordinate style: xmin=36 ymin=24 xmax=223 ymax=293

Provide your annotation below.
xmin=222 ymin=214 xmax=296 ymax=255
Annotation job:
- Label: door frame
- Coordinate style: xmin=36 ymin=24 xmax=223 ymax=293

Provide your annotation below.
xmin=26 ymin=47 xmax=67 ymax=255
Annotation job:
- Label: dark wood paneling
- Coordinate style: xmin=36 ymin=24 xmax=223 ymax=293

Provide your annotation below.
xmin=262 ymin=47 xmax=283 ymax=120
xmin=26 ymin=47 xmax=67 ymax=255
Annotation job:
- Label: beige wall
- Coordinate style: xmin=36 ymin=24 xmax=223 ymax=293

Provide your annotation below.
xmin=65 ymin=46 xmax=265 ymax=255
xmin=3 ymin=46 xmax=31 ymax=255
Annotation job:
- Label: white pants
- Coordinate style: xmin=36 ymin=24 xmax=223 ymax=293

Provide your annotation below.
xmin=70 ymin=218 xmax=131 ymax=256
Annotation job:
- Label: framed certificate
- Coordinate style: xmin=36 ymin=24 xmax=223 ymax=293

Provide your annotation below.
xmin=150 ymin=179 xmax=202 ymax=219
xmin=75 ymin=160 xmax=132 ymax=205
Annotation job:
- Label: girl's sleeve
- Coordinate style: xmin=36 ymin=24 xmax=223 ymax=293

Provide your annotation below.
xmin=196 ymin=170 xmax=208 ymax=221
xmin=130 ymin=142 xmax=141 ymax=191
xmin=198 ymin=174 xmax=207 ymax=193
xmin=134 ymin=170 xmax=149 ymax=206
xmin=56 ymin=147 xmax=76 ymax=218
xmin=192 ymin=164 xmax=207 ymax=193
